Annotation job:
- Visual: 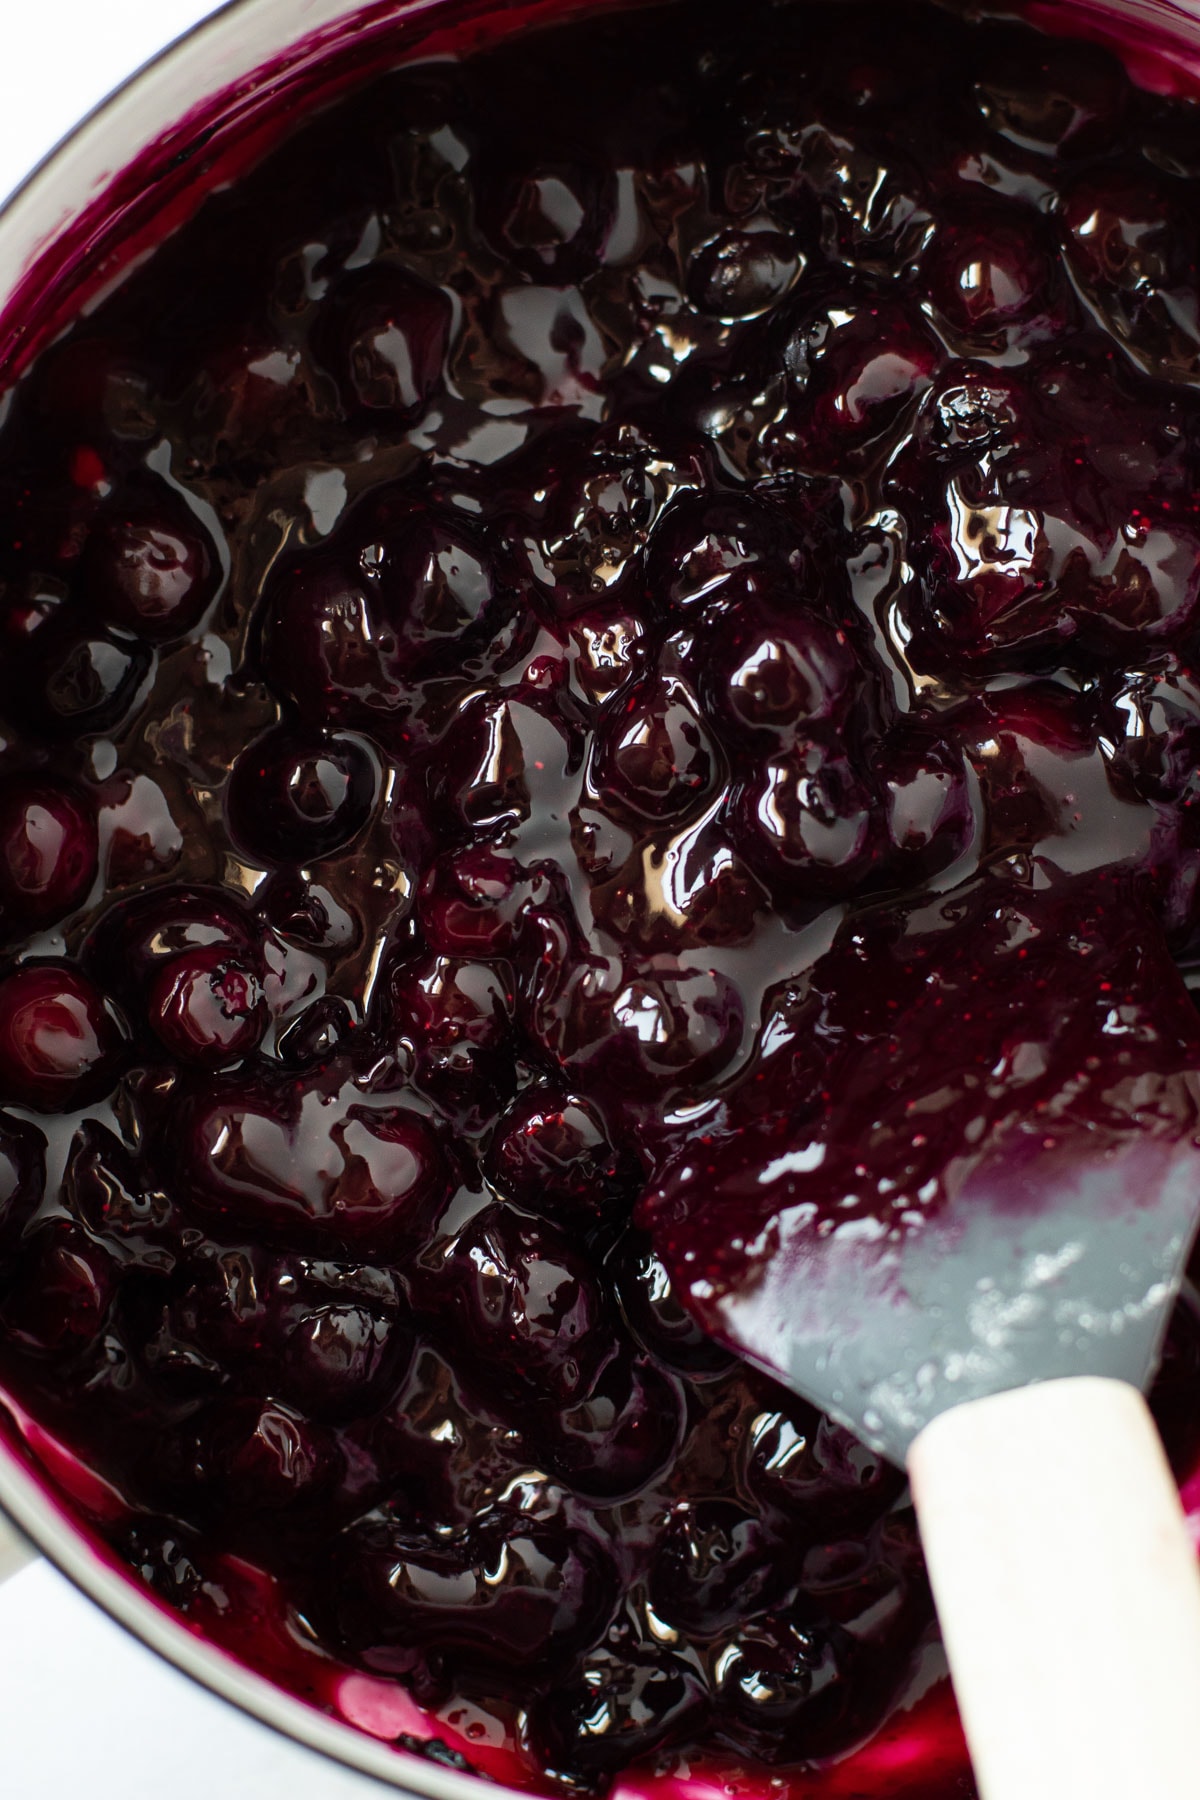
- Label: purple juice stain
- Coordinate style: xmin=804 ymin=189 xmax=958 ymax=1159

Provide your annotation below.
xmin=2 ymin=1 xmax=1200 ymax=1796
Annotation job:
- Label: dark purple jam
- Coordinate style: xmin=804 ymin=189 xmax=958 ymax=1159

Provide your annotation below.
xmin=4 ymin=1 xmax=1200 ymax=1794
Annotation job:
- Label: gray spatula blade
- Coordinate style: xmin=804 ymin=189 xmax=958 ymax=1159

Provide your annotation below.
xmin=643 ymin=874 xmax=1200 ymax=1466
xmin=681 ymin=1112 xmax=1200 ymax=1467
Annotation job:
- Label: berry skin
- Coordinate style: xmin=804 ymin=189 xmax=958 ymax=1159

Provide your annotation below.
xmin=699 ymin=594 xmax=859 ymax=746
xmin=312 ymin=265 xmax=452 ymax=420
xmin=0 ymin=963 xmax=123 ymax=1111
xmin=0 ymin=1218 xmax=117 ymax=1353
xmin=488 ymin=1084 xmax=629 ymax=1230
xmin=649 ymin=1499 xmax=790 ymax=1635
xmin=0 ymin=778 xmax=98 ymax=931
xmin=608 ymin=1231 xmax=737 ymax=1376
xmin=337 ymin=1505 xmax=618 ymax=1669
xmin=146 ymin=945 xmax=267 ymax=1068
xmin=431 ymin=1202 xmax=615 ymax=1408
xmin=711 ymin=1614 xmax=853 ymax=1761
xmin=528 ymin=1640 xmax=710 ymax=1781
xmin=688 ymin=227 xmax=801 ymax=319
xmin=83 ymin=496 xmax=219 ymax=638
xmin=226 ymin=727 xmax=379 ymax=865
xmin=593 ymin=675 xmax=718 ymax=823
xmin=1 ymin=613 xmax=151 ymax=740
xmin=731 ymin=743 xmax=880 ymax=901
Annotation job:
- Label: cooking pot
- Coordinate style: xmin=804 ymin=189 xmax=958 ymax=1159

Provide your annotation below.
xmin=1 ymin=0 xmax=1200 ymax=1793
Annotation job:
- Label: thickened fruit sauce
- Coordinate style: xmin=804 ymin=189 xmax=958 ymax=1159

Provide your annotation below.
xmin=6 ymin=0 xmax=1200 ymax=1793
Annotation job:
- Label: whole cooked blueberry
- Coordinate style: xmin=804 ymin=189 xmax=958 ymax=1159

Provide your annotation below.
xmin=544 ymin=959 xmax=746 ymax=1099
xmin=649 ymin=1499 xmax=791 ymax=1636
xmin=1060 ymin=168 xmax=1200 ymax=378
xmin=142 ymin=1240 xmax=293 ymax=1394
xmin=528 ymin=1640 xmax=709 ymax=1780
xmin=83 ymin=885 xmax=258 ymax=1006
xmin=83 ymin=493 xmax=220 ymax=638
xmin=1 ymin=612 xmax=151 ymax=739
xmin=731 ymin=743 xmax=880 ymax=900
xmin=922 ymin=210 xmax=1052 ymax=336
xmin=312 ymin=264 xmax=451 ymax=420
xmin=592 ymin=675 xmax=718 ymax=822
xmin=688 ymin=228 xmax=801 ymax=319
xmin=489 ymin=1085 xmax=629 ymax=1230
xmin=515 ymin=438 xmax=680 ymax=617
xmin=0 ymin=962 xmax=124 ymax=1111
xmin=177 ymin=1067 xmax=449 ymax=1255
xmin=533 ymin=1350 xmax=684 ymax=1499
xmin=183 ymin=1396 xmax=340 ymax=1511
xmin=476 ymin=159 xmax=615 ymax=283
xmin=337 ymin=1505 xmax=617 ymax=1667
xmin=699 ymin=595 xmax=859 ymax=745
xmin=0 ymin=1217 xmax=117 ymax=1353
xmin=644 ymin=491 xmax=808 ymax=617
xmin=257 ymin=873 xmax=359 ymax=953
xmin=386 ymin=951 xmax=517 ymax=1132
xmin=711 ymin=1612 xmax=853 ymax=1760
xmin=418 ymin=845 xmax=533 ymax=958
xmin=608 ymin=1231 xmax=736 ymax=1376
xmin=146 ymin=944 xmax=267 ymax=1067
xmin=63 ymin=1121 xmax=179 ymax=1274
xmin=433 ymin=1202 xmax=614 ymax=1407
xmin=744 ymin=1402 xmax=905 ymax=1534
xmin=226 ymin=727 xmax=379 ymax=864
xmin=0 ymin=777 xmax=98 ymax=931
xmin=973 ymin=35 xmax=1126 ymax=153
xmin=772 ymin=300 xmax=938 ymax=471
xmin=566 ymin=608 xmax=648 ymax=707
xmin=361 ymin=502 xmax=506 ymax=678
xmin=276 ymin=996 xmax=357 ymax=1068
xmin=432 ymin=690 xmax=578 ymax=839
xmin=280 ymin=1299 xmax=407 ymax=1419
xmin=881 ymin=728 xmax=976 ymax=886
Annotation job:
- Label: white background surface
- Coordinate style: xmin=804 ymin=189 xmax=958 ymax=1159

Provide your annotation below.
xmin=0 ymin=5 xmax=388 ymax=1795
xmin=0 ymin=1 xmax=226 ymax=204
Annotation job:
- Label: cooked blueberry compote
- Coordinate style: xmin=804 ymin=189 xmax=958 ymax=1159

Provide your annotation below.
xmin=6 ymin=0 xmax=1200 ymax=1794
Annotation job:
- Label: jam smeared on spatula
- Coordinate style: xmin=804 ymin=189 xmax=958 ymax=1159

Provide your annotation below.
xmin=4 ymin=0 xmax=1200 ymax=1795
xmin=644 ymin=874 xmax=1200 ymax=1459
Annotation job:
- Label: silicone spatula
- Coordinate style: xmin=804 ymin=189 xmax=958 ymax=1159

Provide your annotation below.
xmin=643 ymin=876 xmax=1200 ymax=1800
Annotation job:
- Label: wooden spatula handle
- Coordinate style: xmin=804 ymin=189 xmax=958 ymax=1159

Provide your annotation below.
xmin=908 ymin=1376 xmax=1200 ymax=1800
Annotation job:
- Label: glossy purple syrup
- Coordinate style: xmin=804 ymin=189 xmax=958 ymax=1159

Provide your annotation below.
xmin=4 ymin=2 xmax=1200 ymax=1796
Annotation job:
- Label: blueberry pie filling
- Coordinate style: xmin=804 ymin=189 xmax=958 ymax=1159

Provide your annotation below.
xmin=2 ymin=3 xmax=1200 ymax=1796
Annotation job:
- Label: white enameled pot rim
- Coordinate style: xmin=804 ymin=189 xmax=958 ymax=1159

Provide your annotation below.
xmin=3 ymin=0 xmax=1200 ymax=1795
